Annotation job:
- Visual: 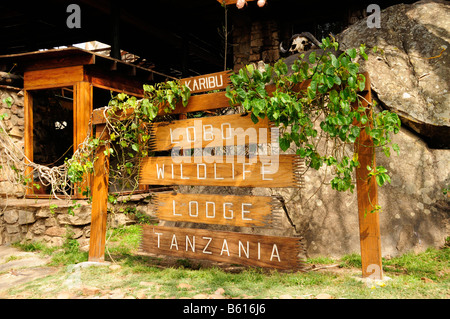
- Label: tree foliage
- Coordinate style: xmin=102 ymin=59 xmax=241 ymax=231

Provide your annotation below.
xmin=225 ymin=37 xmax=400 ymax=192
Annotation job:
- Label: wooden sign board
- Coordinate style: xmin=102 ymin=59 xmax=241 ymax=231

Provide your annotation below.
xmin=180 ymin=71 xmax=231 ymax=94
xmin=149 ymin=113 xmax=274 ymax=151
xmin=153 ymin=193 xmax=281 ymax=228
xmin=139 ymin=155 xmax=305 ymax=188
xmin=140 ymin=225 xmax=305 ymax=270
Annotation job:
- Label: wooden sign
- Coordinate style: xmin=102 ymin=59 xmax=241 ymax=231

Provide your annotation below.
xmin=180 ymin=71 xmax=231 ymax=94
xmin=153 ymin=193 xmax=281 ymax=228
xmin=149 ymin=113 xmax=274 ymax=151
xmin=140 ymin=225 xmax=305 ymax=270
xmin=139 ymin=155 xmax=305 ymax=188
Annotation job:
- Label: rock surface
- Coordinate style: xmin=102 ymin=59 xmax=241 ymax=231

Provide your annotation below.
xmin=338 ymin=0 xmax=450 ymax=148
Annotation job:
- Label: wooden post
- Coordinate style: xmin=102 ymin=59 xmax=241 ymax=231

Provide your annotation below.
xmin=354 ymin=77 xmax=383 ymax=279
xmin=23 ymin=90 xmax=34 ymax=195
xmin=88 ymin=124 xmax=110 ymax=262
xmin=74 ymin=81 xmax=93 ymax=198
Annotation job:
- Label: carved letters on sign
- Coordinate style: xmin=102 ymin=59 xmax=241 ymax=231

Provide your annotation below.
xmin=180 ymin=71 xmax=231 ymax=94
xmin=139 ymin=155 xmax=305 ymax=188
xmin=153 ymin=193 xmax=282 ymax=228
xmin=140 ymin=225 xmax=305 ymax=270
xmin=148 ymin=113 xmax=275 ymax=151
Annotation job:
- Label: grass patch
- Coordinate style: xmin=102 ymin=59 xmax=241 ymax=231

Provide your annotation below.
xmin=5 ymin=224 xmax=449 ymax=299
xmin=383 ymin=247 xmax=449 ymax=282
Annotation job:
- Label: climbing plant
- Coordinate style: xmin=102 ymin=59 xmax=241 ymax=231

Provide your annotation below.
xmin=225 ymin=37 xmax=400 ymax=193
xmin=64 ymin=80 xmax=191 ymax=198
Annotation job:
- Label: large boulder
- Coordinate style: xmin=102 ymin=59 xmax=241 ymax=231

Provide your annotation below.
xmin=338 ymin=0 xmax=450 ymax=148
xmin=167 ymin=1 xmax=450 ymax=259
xmin=271 ymin=123 xmax=449 ymax=258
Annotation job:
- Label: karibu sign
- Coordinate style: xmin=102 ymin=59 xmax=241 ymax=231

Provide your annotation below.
xmin=180 ymin=71 xmax=231 ymax=94
xmin=140 ymin=225 xmax=304 ymax=270
xmin=153 ymin=193 xmax=281 ymax=228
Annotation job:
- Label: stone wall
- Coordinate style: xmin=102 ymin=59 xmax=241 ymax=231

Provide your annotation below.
xmin=0 ymin=199 xmax=140 ymax=248
xmin=0 ymin=84 xmax=147 ymax=248
xmin=232 ymin=18 xmax=280 ymax=72
xmin=0 ymin=86 xmax=26 ymax=197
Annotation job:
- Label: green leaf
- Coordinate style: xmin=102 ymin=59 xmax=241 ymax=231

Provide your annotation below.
xmin=333 ymin=75 xmax=342 ymax=86
xmin=307 ymin=87 xmax=316 ymax=100
xmin=346 ymin=48 xmax=357 ymax=59
xmin=350 ymin=126 xmax=360 ymax=138
xmin=308 ymin=51 xmax=316 ymax=64
xmin=361 ymin=115 xmax=368 ymax=125
xmin=392 ymin=143 xmax=400 ymax=156
xmin=348 ymin=76 xmax=356 ymax=88
xmin=358 ymin=74 xmax=366 ymax=91
xmin=246 ymin=63 xmax=255 ymax=75
xmin=2 ymin=97 xmax=13 ymax=108
xmin=325 ymin=76 xmax=335 ymax=89
xmin=376 ymin=174 xmax=384 ymax=186
xmin=348 ymin=63 xmax=359 ymax=76
xmin=331 ymin=54 xmax=339 ymax=68
xmin=250 ymin=112 xmax=259 ymax=124
xmin=117 ymin=93 xmax=127 ymax=101
xmin=131 ymin=144 xmax=139 ymax=152
xmin=279 ymin=136 xmax=291 ymax=151
xmin=329 ymin=90 xmax=339 ymax=105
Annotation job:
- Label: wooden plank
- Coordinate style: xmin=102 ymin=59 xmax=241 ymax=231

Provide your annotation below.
xmin=139 ymin=155 xmax=305 ymax=188
xmin=88 ymin=124 xmax=110 ymax=262
xmin=158 ymin=90 xmax=231 ymax=116
xmin=149 ymin=113 xmax=273 ymax=151
xmin=24 ymin=65 xmax=84 ymax=90
xmin=74 ymin=82 xmax=92 ymax=152
xmin=154 ymin=193 xmax=281 ymax=228
xmin=91 ymin=72 xmax=370 ymax=125
xmin=353 ymin=74 xmax=383 ymax=279
xmin=74 ymin=82 xmax=93 ymax=198
xmin=92 ymin=90 xmax=232 ymax=125
xmin=84 ymin=66 xmax=145 ymax=97
xmin=140 ymin=225 xmax=305 ymax=270
xmin=21 ymin=54 xmax=95 ymax=72
xmin=180 ymin=71 xmax=231 ymax=94
xmin=23 ymin=90 xmax=33 ymax=195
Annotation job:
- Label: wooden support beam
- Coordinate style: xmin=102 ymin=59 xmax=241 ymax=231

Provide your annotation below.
xmin=24 ymin=65 xmax=84 ymax=90
xmin=353 ymin=75 xmax=383 ymax=279
xmin=23 ymin=90 xmax=33 ymax=195
xmin=74 ymin=81 xmax=93 ymax=198
xmin=88 ymin=124 xmax=110 ymax=262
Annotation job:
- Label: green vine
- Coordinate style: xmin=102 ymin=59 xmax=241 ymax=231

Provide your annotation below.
xmin=64 ymin=80 xmax=191 ymax=196
xmin=225 ymin=37 xmax=400 ymax=193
